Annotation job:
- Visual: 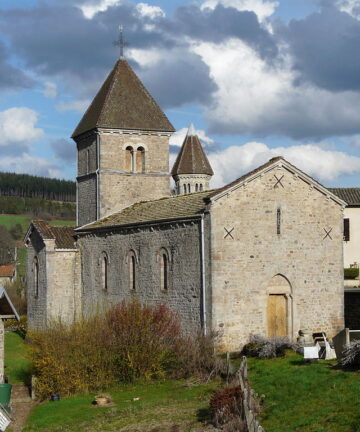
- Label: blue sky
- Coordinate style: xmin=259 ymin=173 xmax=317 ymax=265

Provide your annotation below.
xmin=1 ymin=0 xmax=360 ymax=189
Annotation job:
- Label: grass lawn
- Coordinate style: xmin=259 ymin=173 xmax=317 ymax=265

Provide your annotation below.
xmin=24 ymin=379 xmax=219 ymax=432
xmin=0 ymin=214 xmax=75 ymax=231
xmin=5 ymin=332 xmax=31 ymax=385
xmin=248 ymin=350 xmax=360 ymax=432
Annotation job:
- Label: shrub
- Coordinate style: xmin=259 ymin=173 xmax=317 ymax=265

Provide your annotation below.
xmin=104 ymin=301 xmax=181 ymax=381
xmin=29 ymin=301 xmax=223 ymax=399
xmin=29 ymin=316 xmax=114 ymax=399
xmin=344 ymin=268 xmax=359 ymax=280
xmin=210 ymin=384 xmax=245 ymax=429
xmin=242 ymin=334 xmax=298 ymax=359
xmin=341 ymin=340 xmax=360 ymax=368
xmin=4 ymin=315 xmax=27 ymax=338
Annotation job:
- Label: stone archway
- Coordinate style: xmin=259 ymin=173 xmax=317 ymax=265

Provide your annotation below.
xmin=267 ymin=274 xmax=292 ymax=338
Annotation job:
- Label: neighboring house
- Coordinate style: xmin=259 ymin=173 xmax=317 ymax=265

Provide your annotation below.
xmin=0 ymin=265 xmax=16 ymax=284
xmin=328 ymin=188 xmax=360 ymax=269
xmin=25 ymin=57 xmax=346 ymax=351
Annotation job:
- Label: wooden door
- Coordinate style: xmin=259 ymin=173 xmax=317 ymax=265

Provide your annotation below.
xmin=267 ymin=295 xmax=287 ymax=338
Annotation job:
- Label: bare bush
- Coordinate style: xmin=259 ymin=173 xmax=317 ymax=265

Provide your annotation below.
xmin=210 ymin=384 xmax=245 ymax=429
xmin=243 ymin=334 xmax=298 ymax=359
xmin=341 ymin=340 xmax=360 ymax=368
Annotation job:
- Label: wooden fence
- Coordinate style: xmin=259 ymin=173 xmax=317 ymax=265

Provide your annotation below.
xmin=236 ymin=356 xmax=265 ymax=432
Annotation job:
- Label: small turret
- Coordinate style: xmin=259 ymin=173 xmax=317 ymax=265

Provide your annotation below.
xmin=171 ymin=123 xmax=213 ymax=195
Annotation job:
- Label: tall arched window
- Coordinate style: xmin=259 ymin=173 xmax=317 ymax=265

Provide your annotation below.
xmin=33 ymin=257 xmax=39 ymax=298
xmin=195 ymin=184 xmax=199 ymax=192
xmin=125 ymin=146 xmax=134 ymax=172
xmin=128 ymin=251 xmax=136 ymax=290
xmin=101 ymin=253 xmax=108 ymax=291
xmin=136 ymin=147 xmax=145 ymax=173
xmin=183 ymin=184 xmax=186 ymax=194
xmin=199 ymin=184 xmax=203 ymax=191
xmin=188 ymin=184 xmax=191 ymax=193
xmin=160 ymin=252 xmax=168 ymax=291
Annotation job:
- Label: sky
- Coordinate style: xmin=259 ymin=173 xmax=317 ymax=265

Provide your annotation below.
xmin=2 ymin=0 xmax=360 ymax=188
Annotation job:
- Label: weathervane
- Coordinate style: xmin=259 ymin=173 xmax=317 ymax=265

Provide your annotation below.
xmin=114 ymin=25 xmax=126 ymax=59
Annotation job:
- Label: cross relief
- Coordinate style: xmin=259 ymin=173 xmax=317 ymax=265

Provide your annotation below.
xmin=224 ymin=227 xmax=234 ymax=239
xmin=323 ymin=228 xmax=333 ymax=240
xmin=273 ymin=174 xmax=285 ymax=188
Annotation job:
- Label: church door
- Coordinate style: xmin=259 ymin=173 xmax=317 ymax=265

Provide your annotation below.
xmin=267 ymin=294 xmax=287 ymax=337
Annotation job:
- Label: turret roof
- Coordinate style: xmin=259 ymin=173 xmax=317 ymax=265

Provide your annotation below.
xmin=72 ymin=59 xmax=175 ymax=138
xmin=171 ymin=124 xmax=214 ymax=176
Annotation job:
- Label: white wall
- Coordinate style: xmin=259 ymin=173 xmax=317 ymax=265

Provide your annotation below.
xmin=344 ymin=207 xmax=360 ymax=268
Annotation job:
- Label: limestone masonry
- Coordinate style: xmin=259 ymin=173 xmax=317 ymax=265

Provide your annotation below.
xmin=25 ymin=57 xmax=347 ymax=351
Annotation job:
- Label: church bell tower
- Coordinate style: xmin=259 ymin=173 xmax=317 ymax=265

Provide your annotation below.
xmin=72 ymin=57 xmax=175 ymax=226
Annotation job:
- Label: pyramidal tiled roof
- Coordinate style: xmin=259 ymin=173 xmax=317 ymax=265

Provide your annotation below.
xmin=171 ymin=124 xmax=214 ymax=176
xmin=72 ymin=59 xmax=175 ymax=138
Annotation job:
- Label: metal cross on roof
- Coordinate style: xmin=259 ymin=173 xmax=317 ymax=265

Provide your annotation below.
xmin=114 ymin=25 xmax=127 ymax=59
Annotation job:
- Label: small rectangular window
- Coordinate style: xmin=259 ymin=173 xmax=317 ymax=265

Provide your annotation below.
xmin=277 ymin=208 xmax=281 ymax=235
xmin=344 ymin=218 xmax=350 ymax=241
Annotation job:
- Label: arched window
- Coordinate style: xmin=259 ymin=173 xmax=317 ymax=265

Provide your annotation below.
xmin=160 ymin=252 xmax=168 ymax=291
xmin=101 ymin=253 xmax=108 ymax=291
xmin=195 ymin=184 xmax=198 ymax=192
xmin=136 ymin=147 xmax=145 ymax=173
xmin=199 ymin=184 xmax=203 ymax=191
xmin=183 ymin=184 xmax=186 ymax=194
xmin=128 ymin=251 xmax=136 ymax=290
xmin=33 ymin=257 xmax=39 ymax=298
xmin=125 ymin=146 xmax=134 ymax=172
xmin=188 ymin=183 xmax=191 ymax=193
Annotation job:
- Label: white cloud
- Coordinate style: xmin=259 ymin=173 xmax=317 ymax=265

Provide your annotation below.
xmin=0 ymin=107 xmax=43 ymax=146
xmin=0 ymin=154 xmax=61 ymax=177
xmin=169 ymin=127 xmax=214 ymax=147
xmin=192 ymin=38 xmax=360 ymax=139
xmin=336 ymin=0 xmax=360 ymax=18
xmin=200 ymin=0 xmax=278 ymax=22
xmin=136 ymin=3 xmax=165 ymax=19
xmin=207 ymin=142 xmax=360 ymax=188
xmin=42 ymin=81 xmax=57 ymax=98
xmin=80 ymin=0 xmax=121 ymax=19
xmin=56 ymin=99 xmax=90 ymax=113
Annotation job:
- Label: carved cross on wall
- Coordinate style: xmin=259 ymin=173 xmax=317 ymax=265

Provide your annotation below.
xmin=323 ymin=228 xmax=333 ymax=240
xmin=273 ymin=174 xmax=284 ymax=188
xmin=224 ymin=227 xmax=234 ymax=239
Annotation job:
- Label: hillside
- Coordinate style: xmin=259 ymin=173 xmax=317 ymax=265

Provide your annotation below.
xmin=0 ymin=172 xmax=75 ymax=202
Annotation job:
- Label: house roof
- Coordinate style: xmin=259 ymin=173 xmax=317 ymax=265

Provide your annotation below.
xmin=0 ymin=265 xmax=15 ymax=278
xmin=30 ymin=221 xmax=76 ymax=249
xmin=72 ymin=59 xmax=175 ymax=138
xmin=171 ymin=124 xmax=214 ymax=176
xmin=77 ymin=157 xmax=345 ymax=232
xmin=328 ymin=188 xmax=360 ymax=206
xmin=0 ymin=285 xmax=19 ymax=320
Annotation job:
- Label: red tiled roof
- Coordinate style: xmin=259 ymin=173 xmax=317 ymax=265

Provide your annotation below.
xmin=0 ymin=265 xmax=15 ymax=278
xmin=32 ymin=221 xmax=76 ymax=249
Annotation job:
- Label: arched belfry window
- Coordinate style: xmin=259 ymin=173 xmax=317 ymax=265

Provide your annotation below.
xmin=125 ymin=146 xmax=134 ymax=172
xmin=33 ymin=257 xmax=39 ymax=298
xmin=127 ymin=250 xmax=137 ymax=291
xmin=101 ymin=252 xmax=109 ymax=291
xmin=136 ymin=147 xmax=145 ymax=173
xmin=199 ymin=184 xmax=203 ymax=191
xmin=183 ymin=184 xmax=186 ymax=194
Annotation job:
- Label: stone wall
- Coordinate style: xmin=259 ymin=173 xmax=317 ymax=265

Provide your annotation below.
xmin=46 ymin=249 xmax=81 ymax=324
xmin=210 ymin=165 xmax=344 ymax=351
xmin=78 ymin=219 xmax=204 ymax=334
xmin=27 ymin=230 xmax=48 ymax=330
xmin=77 ymin=175 xmax=97 ymax=226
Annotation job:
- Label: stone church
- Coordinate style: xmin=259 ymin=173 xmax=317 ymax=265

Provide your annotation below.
xmin=25 ymin=58 xmax=346 ymax=350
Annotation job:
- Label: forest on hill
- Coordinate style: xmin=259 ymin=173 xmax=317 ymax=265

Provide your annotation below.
xmin=0 ymin=172 xmax=76 ymax=202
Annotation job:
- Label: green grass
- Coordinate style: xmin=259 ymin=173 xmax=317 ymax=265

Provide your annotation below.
xmin=247 ymin=351 xmax=360 ymax=432
xmin=0 ymin=214 xmax=75 ymax=230
xmin=4 ymin=332 xmax=31 ymax=385
xmin=24 ymin=379 xmax=219 ymax=432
